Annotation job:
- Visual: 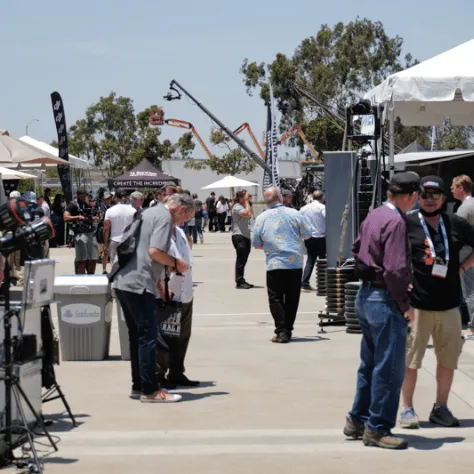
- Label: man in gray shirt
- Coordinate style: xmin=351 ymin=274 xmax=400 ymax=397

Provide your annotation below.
xmin=231 ymin=190 xmax=253 ymax=289
xmin=114 ymin=194 xmax=193 ymax=403
xmin=452 ymin=174 xmax=474 ymax=338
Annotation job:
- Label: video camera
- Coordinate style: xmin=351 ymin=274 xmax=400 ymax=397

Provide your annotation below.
xmin=0 ymin=198 xmax=54 ymax=254
xmin=346 ymin=99 xmax=384 ymax=146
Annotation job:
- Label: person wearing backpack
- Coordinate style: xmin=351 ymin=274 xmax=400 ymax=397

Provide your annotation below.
xmin=112 ymin=193 xmax=194 ymax=403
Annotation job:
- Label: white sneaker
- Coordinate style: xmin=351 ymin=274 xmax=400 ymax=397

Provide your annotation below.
xmin=141 ymin=390 xmax=182 ymax=403
xmin=464 ymin=331 xmax=474 ymax=341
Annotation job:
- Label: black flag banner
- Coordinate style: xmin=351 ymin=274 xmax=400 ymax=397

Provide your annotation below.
xmin=262 ymin=101 xmax=272 ymax=190
xmin=51 ymin=92 xmax=73 ymax=203
xmin=262 ymin=82 xmax=280 ymax=191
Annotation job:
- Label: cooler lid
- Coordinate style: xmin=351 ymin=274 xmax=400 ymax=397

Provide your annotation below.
xmin=54 ymin=274 xmax=111 ymax=295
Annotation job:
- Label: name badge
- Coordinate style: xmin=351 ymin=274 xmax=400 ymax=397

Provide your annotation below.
xmin=432 ymin=264 xmax=448 ymax=279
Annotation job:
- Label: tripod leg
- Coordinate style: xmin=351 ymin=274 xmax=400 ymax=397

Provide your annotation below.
xmin=12 ymin=386 xmax=43 ymax=474
xmin=15 ymin=382 xmax=58 ymax=452
xmin=53 ymin=384 xmax=78 ymax=427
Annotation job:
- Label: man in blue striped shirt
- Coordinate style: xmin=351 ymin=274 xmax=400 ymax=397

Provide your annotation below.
xmin=252 ymin=187 xmax=312 ymax=343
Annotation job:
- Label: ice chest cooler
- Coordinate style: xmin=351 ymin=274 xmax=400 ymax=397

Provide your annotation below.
xmin=54 ymin=275 xmax=112 ymax=361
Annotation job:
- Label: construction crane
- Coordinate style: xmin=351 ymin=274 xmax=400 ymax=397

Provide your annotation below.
xmin=149 ymin=110 xmax=214 ymax=159
xmin=225 ymin=123 xmax=265 ymax=159
xmin=279 ymin=124 xmax=321 ymax=164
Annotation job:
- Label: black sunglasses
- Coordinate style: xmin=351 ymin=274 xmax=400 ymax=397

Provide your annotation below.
xmin=421 ymin=191 xmax=442 ymax=200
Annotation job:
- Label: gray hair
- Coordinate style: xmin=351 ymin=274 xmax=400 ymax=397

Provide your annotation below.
xmin=130 ymin=191 xmax=144 ymax=201
xmin=264 ymin=186 xmax=281 ymax=205
xmin=167 ymin=193 xmax=195 ymax=211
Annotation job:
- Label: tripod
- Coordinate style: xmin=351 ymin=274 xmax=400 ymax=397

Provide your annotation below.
xmin=41 ymin=305 xmax=77 ymax=427
xmin=1 ymin=256 xmax=58 ymax=473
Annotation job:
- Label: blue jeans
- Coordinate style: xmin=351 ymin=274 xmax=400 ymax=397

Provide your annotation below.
xmin=115 ymin=289 xmax=159 ymax=395
xmin=349 ymin=286 xmax=408 ymax=432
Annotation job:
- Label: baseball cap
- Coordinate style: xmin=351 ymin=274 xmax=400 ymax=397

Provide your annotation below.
xmin=22 ymin=191 xmax=37 ymax=203
xmin=103 ymin=192 xmax=113 ymax=200
xmin=420 ymin=175 xmax=446 ymax=194
xmin=9 ymin=190 xmax=21 ymax=199
xmin=114 ymin=189 xmax=128 ymax=199
xmin=388 ymin=172 xmax=421 ymax=195
xmin=282 ymin=189 xmax=293 ymax=197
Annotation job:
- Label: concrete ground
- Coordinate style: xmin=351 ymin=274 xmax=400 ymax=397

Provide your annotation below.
xmin=14 ymin=231 xmax=474 ymax=473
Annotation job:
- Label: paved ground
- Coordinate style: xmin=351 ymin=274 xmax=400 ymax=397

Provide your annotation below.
xmin=13 ymin=231 xmax=474 ymax=473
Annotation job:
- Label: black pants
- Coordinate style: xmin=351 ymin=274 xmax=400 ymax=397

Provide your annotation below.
xmin=302 ymin=237 xmax=326 ymax=287
xmin=157 ymin=300 xmax=193 ymax=379
xmin=217 ymin=213 xmax=227 ymax=232
xmin=232 ymin=235 xmax=251 ymax=285
xmin=266 ymin=269 xmax=303 ymax=335
xmin=208 ymin=211 xmax=217 ymax=231
xmin=115 ymin=289 xmax=158 ymax=395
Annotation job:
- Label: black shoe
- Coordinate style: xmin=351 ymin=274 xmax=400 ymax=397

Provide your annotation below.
xmin=245 ymin=282 xmax=255 ymax=288
xmin=272 ymin=332 xmax=290 ymax=344
xmin=236 ymin=283 xmax=252 ymax=289
xmin=168 ymin=375 xmax=200 ymax=387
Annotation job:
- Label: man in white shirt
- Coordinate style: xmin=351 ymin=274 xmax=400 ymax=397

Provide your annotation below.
xmin=452 ymin=174 xmax=474 ymax=339
xmin=103 ymin=190 xmax=136 ymax=264
xmin=156 ymin=213 xmax=200 ymax=388
xmin=299 ymin=190 xmax=326 ymax=291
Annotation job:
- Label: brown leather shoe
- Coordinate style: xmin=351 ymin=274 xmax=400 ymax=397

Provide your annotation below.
xmin=363 ymin=428 xmax=408 ymax=450
xmin=343 ymin=417 xmax=364 ymax=439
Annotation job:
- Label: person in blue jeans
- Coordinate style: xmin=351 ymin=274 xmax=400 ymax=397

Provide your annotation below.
xmin=345 ymin=172 xmax=420 ymax=450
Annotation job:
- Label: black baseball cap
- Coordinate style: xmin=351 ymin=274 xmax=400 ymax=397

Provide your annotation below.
xmin=388 ymin=172 xmax=421 ymax=195
xmin=420 ymin=175 xmax=446 ymax=194
xmin=115 ymin=189 xmax=128 ymax=199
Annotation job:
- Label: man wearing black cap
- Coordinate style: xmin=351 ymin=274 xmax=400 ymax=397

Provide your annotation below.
xmin=344 ymin=172 xmax=420 ymax=450
xmin=282 ymin=190 xmax=295 ymax=208
xmin=399 ymin=176 xmax=474 ymax=430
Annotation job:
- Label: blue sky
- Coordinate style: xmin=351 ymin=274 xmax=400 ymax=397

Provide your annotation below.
xmin=1 ymin=0 xmax=473 ymax=159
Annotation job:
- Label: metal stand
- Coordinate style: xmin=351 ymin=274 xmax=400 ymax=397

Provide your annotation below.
xmin=42 ymin=382 xmax=77 ymax=428
xmin=1 ymin=257 xmax=58 ymax=473
xmin=317 ymin=311 xmax=346 ymax=334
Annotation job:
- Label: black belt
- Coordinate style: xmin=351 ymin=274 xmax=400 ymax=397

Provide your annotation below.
xmin=362 ymin=281 xmax=387 ymax=289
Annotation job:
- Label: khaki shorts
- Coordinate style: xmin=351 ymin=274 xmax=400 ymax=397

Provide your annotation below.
xmin=406 ymin=308 xmax=464 ymax=370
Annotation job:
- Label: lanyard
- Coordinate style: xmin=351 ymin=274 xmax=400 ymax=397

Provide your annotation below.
xmin=384 ymin=202 xmax=401 ymax=217
xmin=418 ymin=213 xmax=449 ymax=263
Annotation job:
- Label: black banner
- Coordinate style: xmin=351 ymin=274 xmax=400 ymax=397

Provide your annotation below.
xmin=51 ymin=92 xmax=73 ymax=204
xmin=262 ymin=101 xmax=272 ymax=190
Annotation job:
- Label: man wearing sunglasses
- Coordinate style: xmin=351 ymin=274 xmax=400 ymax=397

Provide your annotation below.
xmin=400 ymin=175 xmax=474 ymax=430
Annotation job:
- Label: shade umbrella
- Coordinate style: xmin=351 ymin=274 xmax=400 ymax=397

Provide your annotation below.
xmin=201 ymin=175 xmax=259 ymax=190
xmin=0 ymin=134 xmax=68 ymax=166
xmin=0 ymin=167 xmax=37 ymax=180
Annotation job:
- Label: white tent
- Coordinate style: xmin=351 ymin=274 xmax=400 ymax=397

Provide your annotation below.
xmin=201 ymin=176 xmax=259 ymax=190
xmin=364 ymin=38 xmax=474 ymax=173
xmin=394 ymin=150 xmax=474 ymax=169
xmin=19 ymin=136 xmax=89 ymax=169
xmin=0 ymin=167 xmax=37 ymax=179
xmin=365 ymin=39 xmax=474 ymax=126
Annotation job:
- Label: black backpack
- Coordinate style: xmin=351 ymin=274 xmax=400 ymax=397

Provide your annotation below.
xmin=108 ymin=214 xmax=143 ymax=282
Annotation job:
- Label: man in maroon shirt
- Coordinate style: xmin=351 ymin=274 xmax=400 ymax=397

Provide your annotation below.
xmin=344 ymin=172 xmax=420 ymax=450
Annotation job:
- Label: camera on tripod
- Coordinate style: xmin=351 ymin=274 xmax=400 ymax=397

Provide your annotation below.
xmin=346 ymin=99 xmax=384 ymax=146
xmin=0 ymin=197 xmax=58 ymax=471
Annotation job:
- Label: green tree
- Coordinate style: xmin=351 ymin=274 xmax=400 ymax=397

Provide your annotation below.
xmin=241 ymin=18 xmax=417 ymax=153
xmin=185 ymin=129 xmax=257 ymax=175
xmin=436 ymin=125 xmax=474 ymax=150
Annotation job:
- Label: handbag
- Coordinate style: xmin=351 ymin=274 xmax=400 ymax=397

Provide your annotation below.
xmin=157 ymin=266 xmax=182 ymax=338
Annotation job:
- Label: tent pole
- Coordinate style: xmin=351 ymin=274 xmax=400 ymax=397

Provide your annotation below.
xmin=388 ymin=102 xmax=395 ymax=178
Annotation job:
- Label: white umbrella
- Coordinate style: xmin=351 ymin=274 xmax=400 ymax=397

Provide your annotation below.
xmin=0 ymin=134 xmax=68 ymax=165
xmin=0 ymin=167 xmax=37 ymax=180
xmin=201 ymin=175 xmax=259 ymax=190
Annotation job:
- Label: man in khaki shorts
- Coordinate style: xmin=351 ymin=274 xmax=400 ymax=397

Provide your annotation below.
xmin=400 ymin=176 xmax=474 ymax=429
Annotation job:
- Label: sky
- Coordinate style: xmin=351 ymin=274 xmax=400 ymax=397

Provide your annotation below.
xmin=1 ymin=0 xmax=473 ymax=160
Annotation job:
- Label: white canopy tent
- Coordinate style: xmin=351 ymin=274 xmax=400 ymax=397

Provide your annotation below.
xmin=19 ymin=136 xmax=90 ymax=169
xmin=0 ymin=167 xmax=37 ymax=180
xmin=201 ymin=176 xmax=259 ymax=190
xmin=364 ymin=38 xmax=474 ymax=173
